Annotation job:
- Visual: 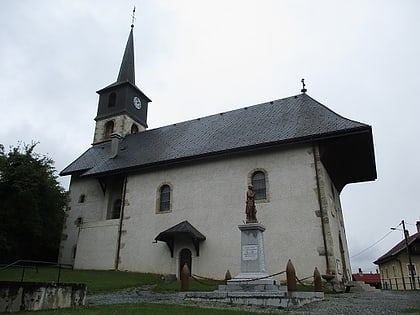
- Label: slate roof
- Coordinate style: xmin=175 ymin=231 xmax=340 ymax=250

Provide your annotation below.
xmin=154 ymin=220 xmax=206 ymax=257
xmin=61 ymin=93 xmax=376 ymax=188
xmin=374 ymin=232 xmax=420 ymax=265
xmin=155 ymin=220 xmax=206 ymax=243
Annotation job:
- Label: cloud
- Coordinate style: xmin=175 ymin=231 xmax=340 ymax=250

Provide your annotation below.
xmin=1 ymin=0 xmax=419 ymax=273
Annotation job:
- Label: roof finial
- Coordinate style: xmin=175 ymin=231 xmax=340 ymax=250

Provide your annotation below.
xmin=131 ymin=6 xmax=136 ymax=28
xmin=301 ymin=78 xmax=307 ymax=94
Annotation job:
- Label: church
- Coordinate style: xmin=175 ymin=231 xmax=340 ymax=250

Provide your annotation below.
xmin=59 ymin=23 xmax=377 ymax=285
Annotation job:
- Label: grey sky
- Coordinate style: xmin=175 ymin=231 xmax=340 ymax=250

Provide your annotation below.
xmin=1 ymin=0 xmax=419 ymax=274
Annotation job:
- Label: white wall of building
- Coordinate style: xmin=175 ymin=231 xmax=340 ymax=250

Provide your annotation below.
xmin=118 ymin=144 xmax=329 ymax=281
xmin=60 ymin=143 xmax=350 ymax=283
xmin=59 ymin=177 xmax=106 ymax=265
xmin=74 ymin=220 xmax=119 ymax=270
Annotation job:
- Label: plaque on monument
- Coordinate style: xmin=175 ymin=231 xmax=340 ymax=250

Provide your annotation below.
xmin=242 ymin=245 xmax=258 ymax=261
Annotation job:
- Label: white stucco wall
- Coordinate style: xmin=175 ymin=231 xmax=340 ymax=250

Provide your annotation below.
xmin=74 ymin=220 xmax=119 ymax=270
xmin=61 ymin=143 xmax=351 ymax=282
xmin=59 ymin=177 xmax=106 ymax=265
xmin=118 ymin=145 xmax=329 ymax=281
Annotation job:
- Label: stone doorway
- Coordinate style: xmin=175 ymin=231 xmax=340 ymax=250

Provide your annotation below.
xmin=179 ymin=248 xmax=192 ymax=278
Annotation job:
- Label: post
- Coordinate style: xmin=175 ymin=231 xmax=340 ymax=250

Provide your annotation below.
xmin=224 ymin=270 xmax=232 ymax=284
xmin=57 ymin=264 xmax=62 ymax=283
xmin=286 ymin=259 xmax=297 ymax=292
xmin=402 ymin=220 xmax=416 ymax=290
xmin=180 ymin=263 xmax=190 ymax=291
xmin=313 ymin=267 xmax=323 ymax=292
xmin=20 ymin=266 xmax=25 ymax=282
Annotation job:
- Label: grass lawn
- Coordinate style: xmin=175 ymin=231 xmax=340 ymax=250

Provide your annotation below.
xmin=13 ymin=303 xmax=285 ymax=315
xmin=0 ymin=267 xmax=288 ymax=314
xmin=0 ymin=266 xmax=222 ymax=294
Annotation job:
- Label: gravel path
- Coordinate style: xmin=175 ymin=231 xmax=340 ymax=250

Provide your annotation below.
xmin=87 ymin=288 xmax=420 ymax=314
xmin=289 ymin=291 xmax=420 ymax=315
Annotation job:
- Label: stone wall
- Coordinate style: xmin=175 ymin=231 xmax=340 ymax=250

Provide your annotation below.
xmin=0 ymin=282 xmax=86 ymax=313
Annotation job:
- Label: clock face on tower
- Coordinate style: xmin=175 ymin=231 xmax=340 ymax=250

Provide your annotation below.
xmin=133 ymin=96 xmax=142 ymax=110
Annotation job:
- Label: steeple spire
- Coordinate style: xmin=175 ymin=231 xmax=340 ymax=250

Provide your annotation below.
xmin=116 ymin=26 xmax=135 ymax=84
xmin=93 ymin=9 xmax=151 ymax=143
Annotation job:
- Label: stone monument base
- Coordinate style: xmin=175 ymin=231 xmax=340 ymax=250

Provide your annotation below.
xmin=182 ymin=290 xmax=324 ymax=309
xmin=182 ymin=222 xmax=324 ymax=309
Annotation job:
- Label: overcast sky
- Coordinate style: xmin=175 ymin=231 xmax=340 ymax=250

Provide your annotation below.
xmin=1 ymin=0 xmax=419 ymax=274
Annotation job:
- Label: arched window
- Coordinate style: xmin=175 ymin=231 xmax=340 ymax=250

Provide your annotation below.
xmin=159 ymin=185 xmax=171 ymax=212
xmin=252 ymin=171 xmax=266 ymax=200
xmin=131 ymin=123 xmax=139 ymax=134
xmin=104 ymin=121 xmax=114 ymax=140
xmin=108 ymin=92 xmax=116 ymax=107
xmin=111 ymin=199 xmax=122 ymax=219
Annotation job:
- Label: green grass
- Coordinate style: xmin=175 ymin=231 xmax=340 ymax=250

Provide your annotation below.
xmin=0 ymin=267 xmax=222 ymax=294
xmin=402 ymin=308 xmax=420 ymax=314
xmin=13 ymin=303 xmax=285 ymax=314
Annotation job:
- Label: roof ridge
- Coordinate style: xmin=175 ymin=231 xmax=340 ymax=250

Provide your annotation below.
xmin=142 ymin=93 xmax=368 ymax=135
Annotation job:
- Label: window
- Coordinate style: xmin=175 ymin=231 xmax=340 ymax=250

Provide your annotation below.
xmin=131 ymin=123 xmax=139 ymax=134
xmin=76 ymin=217 xmax=83 ymax=226
xmin=111 ymin=199 xmax=122 ymax=219
xmin=251 ymin=171 xmax=267 ymax=200
xmin=108 ymin=92 xmax=116 ymax=107
xmin=104 ymin=120 xmax=114 ymax=140
xmin=159 ymin=184 xmax=171 ymax=212
xmin=78 ymin=194 xmax=86 ymax=203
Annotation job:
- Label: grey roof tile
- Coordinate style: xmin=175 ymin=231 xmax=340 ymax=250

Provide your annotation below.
xmin=61 ymin=93 xmax=370 ymax=177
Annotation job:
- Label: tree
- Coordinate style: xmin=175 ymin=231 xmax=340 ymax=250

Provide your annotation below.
xmin=0 ymin=143 xmax=66 ymax=263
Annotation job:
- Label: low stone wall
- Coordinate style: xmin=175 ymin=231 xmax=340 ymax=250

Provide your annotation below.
xmin=0 ymin=281 xmax=87 ymax=313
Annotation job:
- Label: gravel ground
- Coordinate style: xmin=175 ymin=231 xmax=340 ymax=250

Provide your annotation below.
xmin=87 ymin=288 xmax=420 ymax=314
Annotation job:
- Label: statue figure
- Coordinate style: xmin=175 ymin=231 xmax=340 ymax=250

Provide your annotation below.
xmin=245 ymin=185 xmax=257 ymax=223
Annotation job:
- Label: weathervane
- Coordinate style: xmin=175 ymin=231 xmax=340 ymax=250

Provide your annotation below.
xmin=301 ymin=78 xmax=307 ymax=94
xmin=131 ymin=6 xmax=136 ymax=28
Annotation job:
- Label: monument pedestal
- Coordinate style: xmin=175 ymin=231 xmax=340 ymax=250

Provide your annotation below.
xmin=183 ymin=195 xmax=324 ymax=308
xmin=183 ymin=222 xmax=324 ymax=308
xmin=228 ymin=223 xmax=275 ymax=288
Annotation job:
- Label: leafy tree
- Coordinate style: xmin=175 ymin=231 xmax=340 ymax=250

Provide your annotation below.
xmin=0 ymin=143 xmax=66 ymax=263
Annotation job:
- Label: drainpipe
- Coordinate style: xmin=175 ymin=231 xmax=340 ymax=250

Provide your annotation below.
xmin=115 ymin=176 xmax=128 ymax=270
xmin=312 ymin=144 xmax=330 ymax=274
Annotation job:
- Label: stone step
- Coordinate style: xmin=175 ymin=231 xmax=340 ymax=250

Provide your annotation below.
xmin=346 ymin=281 xmax=380 ymax=292
xmin=220 ymin=283 xmax=286 ymax=293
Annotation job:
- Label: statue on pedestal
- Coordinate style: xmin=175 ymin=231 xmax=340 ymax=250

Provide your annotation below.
xmin=245 ymin=185 xmax=258 ymax=223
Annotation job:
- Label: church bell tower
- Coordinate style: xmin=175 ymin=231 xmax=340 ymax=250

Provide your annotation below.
xmin=93 ymin=22 xmax=151 ymax=144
